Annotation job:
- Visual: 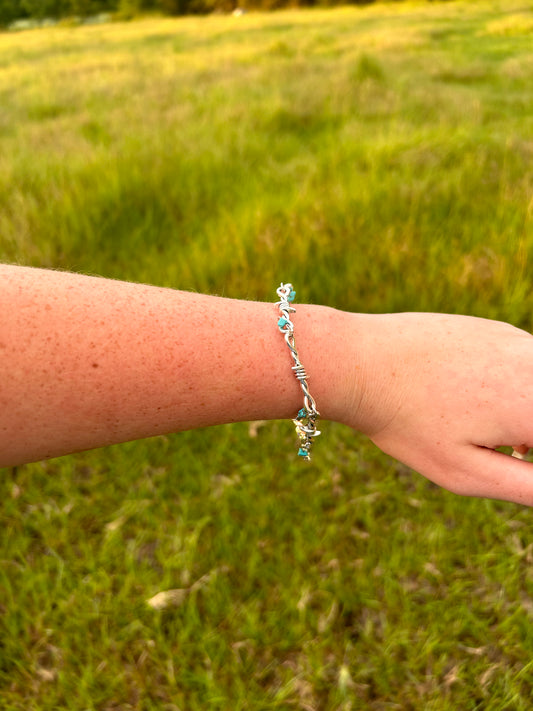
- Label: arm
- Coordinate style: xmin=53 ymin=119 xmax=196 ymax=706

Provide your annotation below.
xmin=0 ymin=265 xmax=354 ymax=465
xmin=2 ymin=265 xmax=533 ymax=506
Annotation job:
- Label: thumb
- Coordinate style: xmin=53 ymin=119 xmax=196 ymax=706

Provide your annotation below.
xmin=444 ymin=445 xmax=533 ymax=506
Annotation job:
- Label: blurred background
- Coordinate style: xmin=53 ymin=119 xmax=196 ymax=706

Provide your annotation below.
xmin=1 ymin=1 xmax=533 ymax=709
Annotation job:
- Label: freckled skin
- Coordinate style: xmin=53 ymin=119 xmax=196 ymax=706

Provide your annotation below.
xmin=3 ymin=265 xmax=533 ymax=507
xmin=0 ymin=266 xmax=350 ymax=466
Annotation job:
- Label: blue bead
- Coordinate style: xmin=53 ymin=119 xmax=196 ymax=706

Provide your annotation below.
xmin=297 ymin=408 xmax=307 ymax=419
xmin=298 ymin=448 xmax=308 ymax=457
xmin=288 ymin=290 xmax=296 ymax=302
xmin=278 ymin=317 xmax=289 ymax=328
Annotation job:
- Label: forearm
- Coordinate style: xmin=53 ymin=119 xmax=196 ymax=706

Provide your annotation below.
xmin=0 ymin=265 xmax=357 ymax=466
xmin=5 ymin=265 xmax=533 ymax=505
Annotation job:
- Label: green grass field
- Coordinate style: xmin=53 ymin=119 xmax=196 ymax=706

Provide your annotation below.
xmin=1 ymin=1 xmax=533 ymax=708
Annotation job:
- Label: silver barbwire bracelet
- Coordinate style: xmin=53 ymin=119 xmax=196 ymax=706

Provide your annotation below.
xmin=276 ymin=283 xmax=321 ymax=461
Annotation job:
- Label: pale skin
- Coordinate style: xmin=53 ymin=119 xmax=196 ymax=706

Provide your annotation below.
xmin=2 ymin=264 xmax=533 ymax=506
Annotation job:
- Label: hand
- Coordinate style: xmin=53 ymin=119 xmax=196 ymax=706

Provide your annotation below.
xmin=348 ymin=312 xmax=533 ymax=506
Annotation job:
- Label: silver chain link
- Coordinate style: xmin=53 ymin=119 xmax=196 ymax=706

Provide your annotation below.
xmin=276 ymin=283 xmax=321 ymax=460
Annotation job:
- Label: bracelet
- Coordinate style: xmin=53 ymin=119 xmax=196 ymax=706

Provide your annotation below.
xmin=276 ymin=283 xmax=321 ymax=460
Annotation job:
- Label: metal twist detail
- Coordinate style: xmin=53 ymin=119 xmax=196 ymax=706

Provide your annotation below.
xmin=276 ymin=283 xmax=321 ymax=461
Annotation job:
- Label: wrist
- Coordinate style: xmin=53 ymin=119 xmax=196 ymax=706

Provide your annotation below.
xmin=296 ymin=307 xmax=394 ymax=436
xmin=290 ymin=305 xmax=370 ymax=430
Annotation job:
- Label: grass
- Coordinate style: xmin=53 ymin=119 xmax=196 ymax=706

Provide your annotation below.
xmin=1 ymin=1 xmax=533 ymax=708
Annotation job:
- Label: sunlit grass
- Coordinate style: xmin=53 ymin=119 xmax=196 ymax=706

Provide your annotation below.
xmin=1 ymin=2 xmax=533 ymax=709
xmin=1 ymin=3 xmax=532 ymax=313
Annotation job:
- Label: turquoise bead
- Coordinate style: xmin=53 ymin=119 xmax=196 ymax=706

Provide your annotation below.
xmin=297 ymin=408 xmax=307 ymax=419
xmin=288 ymin=290 xmax=296 ymax=302
xmin=278 ymin=317 xmax=289 ymax=328
xmin=298 ymin=448 xmax=308 ymax=457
